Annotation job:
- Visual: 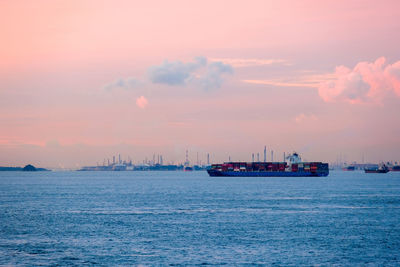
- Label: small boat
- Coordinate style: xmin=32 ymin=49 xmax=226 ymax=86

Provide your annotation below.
xmin=342 ymin=165 xmax=355 ymax=171
xmin=364 ymin=164 xmax=389 ymax=173
xmin=390 ymin=166 xmax=400 ymax=171
xmin=183 ymin=166 xmax=193 ymax=171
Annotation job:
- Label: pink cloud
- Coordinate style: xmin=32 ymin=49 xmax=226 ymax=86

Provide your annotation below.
xmin=318 ymin=57 xmax=400 ymax=104
xmin=210 ymin=58 xmax=289 ymax=68
xmin=136 ymin=96 xmax=148 ymax=109
xmin=242 ymin=79 xmax=319 ymax=88
xmin=295 ymin=113 xmax=318 ymax=124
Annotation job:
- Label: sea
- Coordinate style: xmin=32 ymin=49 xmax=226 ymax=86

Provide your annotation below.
xmin=0 ymin=170 xmax=400 ymax=266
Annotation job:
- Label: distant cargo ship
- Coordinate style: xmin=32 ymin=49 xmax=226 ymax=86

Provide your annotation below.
xmin=184 ymin=166 xmax=193 ymax=171
xmin=364 ymin=164 xmax=389 ymax=173
xmin=207 ymin=153 xmax=329 ymax=177
xmin=342 ymin=166 xmax=355 ymax=171
xmin=390 ymin=166 xmax=400 ymax=171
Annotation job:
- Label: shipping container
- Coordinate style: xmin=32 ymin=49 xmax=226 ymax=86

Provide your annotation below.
xmin=292 ymin=163 xmax=298 ymax=172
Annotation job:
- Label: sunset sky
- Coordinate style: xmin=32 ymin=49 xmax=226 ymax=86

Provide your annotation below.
xmin=1 ymin=0 xmax=400 ymax=168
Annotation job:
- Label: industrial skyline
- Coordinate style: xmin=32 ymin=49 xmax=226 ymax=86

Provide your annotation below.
xmin=58 ymin=147 xmax=399 ymax=171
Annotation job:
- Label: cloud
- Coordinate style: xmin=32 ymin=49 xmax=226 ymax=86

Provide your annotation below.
xmin=242 ymin=72 xmax=335 ymax=88
xmin=136 ymin=96 xmax=148 ymax=109
xmin=242 ymin=79 xmax=319 ymax=88
xmin=210 ymin=58 xmax=289 ymax=68
xmin=148 ymin=57 xmax=207 ymax=86
xmin=295 ymin=113 xmax=318 ymax=124
xmin=104 ymin=77 xmax=142 ymax=91
xmin=148 ymin=57 xmax=233 ymax=90
xmin=104 ymin=57 xmax=233 ymax=93
xmin=199 ymin=61 xmax=233 ymax=91
xmin=318 ymin=57 xmax=400 ymax=104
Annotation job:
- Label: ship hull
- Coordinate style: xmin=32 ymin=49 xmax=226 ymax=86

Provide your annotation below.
xmin=364 ymin=169 xmax=389 ymax=173
xmin=207 ymin=169 xmax=329 ymax=177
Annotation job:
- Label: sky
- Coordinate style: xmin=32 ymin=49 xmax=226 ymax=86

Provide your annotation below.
xmin=1 ymin=0 xmax=400 ymax=169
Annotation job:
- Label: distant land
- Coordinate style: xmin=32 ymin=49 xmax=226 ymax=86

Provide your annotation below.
xmin=0 ymin=164 xmax=50 ymax=172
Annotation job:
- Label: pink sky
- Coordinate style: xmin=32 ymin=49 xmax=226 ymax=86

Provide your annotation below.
xmin=1 ymin=0 xmax=400 ymax=168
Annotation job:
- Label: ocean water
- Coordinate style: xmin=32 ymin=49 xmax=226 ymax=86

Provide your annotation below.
xmin=0 ymin=171 xmax=400 ymax=266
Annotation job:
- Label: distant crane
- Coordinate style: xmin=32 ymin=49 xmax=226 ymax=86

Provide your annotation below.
xmin=185 ymin=150 xmax=189 ymax=166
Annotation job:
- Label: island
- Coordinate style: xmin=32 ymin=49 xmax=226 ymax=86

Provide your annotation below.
xmin=0 ymin=164 xmax=50 ymax=171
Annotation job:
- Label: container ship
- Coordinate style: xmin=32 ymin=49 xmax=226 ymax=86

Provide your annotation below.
xmin=207 ymin=153 xmax=329 ymax=177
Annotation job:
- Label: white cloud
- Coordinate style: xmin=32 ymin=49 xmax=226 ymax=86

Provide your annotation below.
xmin=148 ymin=57 xmax=233 ymax=90
xmin=104 ymin=57 xmax=233 ymax=93
xmin=199 ymin=61 xmax=233 ymax=91
xmin=148 ymin=57 xmax=207 ymax=86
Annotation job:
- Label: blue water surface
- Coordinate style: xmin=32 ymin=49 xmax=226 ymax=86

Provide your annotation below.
xmin=1 ymin=171 xmax=400 ymax=266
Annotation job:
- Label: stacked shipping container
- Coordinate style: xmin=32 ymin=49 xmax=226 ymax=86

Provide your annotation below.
xmin=211 ymin=162 xmax=328 ymax=173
